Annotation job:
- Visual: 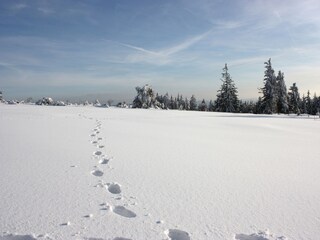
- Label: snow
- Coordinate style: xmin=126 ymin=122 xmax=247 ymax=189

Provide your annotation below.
xmin=1 ymin=104 xmax=320 ymax=240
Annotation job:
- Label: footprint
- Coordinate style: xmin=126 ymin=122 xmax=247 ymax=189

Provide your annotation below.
xmin=91 ymin=169 xmax=104 ymax=177
xmin=99 ymin=158 xmax=109 ymax=164
xmin=98 ymin=145 xmax=104 ymax=149
xmin=84 ymin=214 xmax=94 ymax=218
xmin=107 ymin=182 xmax=121 ymax=194
xmin=0 ymin=234 xmax=37 ymax=240
xmin=234 ymin=230 xmax=287 ymax=240
xmin=113 ymin=238 xmax=132 ymax=240
xmin=93 ymin=151 xmax=102 ymax=156
xmin=91 ymin=141 xmax=98 ymax=144
xmin=90 ymin=134 xmax=96 ymax=137
xmin=165 ymin=229 xmax=190 ymax=240
xmin=112 ymin=206 xmax=136 ymax=218
xmin=98 ymin=137 xmax=102 ymax=141
xmin=60 ymin=221 xmax=71 ymax=226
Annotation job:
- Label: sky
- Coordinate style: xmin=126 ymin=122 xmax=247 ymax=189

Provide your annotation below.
xmin=0 ymin=0 xmax=320 ymax=102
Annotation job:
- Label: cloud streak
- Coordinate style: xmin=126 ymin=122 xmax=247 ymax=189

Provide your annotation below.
xmin=119 ymin=29 xmax=212 ymax=65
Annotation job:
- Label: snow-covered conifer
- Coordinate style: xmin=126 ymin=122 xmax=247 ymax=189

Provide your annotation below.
xmin=199 ymin=99 xmax=207 ymax=111
xmin=288 ymin=83 xmax=301 ymax=115
xmin=185 ymin=97 xmax=190 ymax=110
xmin=132 ymin=84 xmax=161 ymax=109
xmin=305 ymin=90 xmax=312 ymax=115
xmin=189 ymin=95 xmax=197 ymax=110
xmin=276 ymin=70 xmax=289 ymax=114
xmin=260 ymin=58 xmax=277 ymax=114
xmin=208 ymin=100 xmax=215 ymax=111
xmin=215 ymin=63 xmax=239 ymax=112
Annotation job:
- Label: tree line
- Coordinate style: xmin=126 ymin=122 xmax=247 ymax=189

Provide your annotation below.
xmin=132 ymin=59 xmax=320 ymax=115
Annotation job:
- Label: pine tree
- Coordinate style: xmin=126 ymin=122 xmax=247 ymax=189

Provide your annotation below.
xmin=260 ymin=58 xmax=277 ymax=114
xmin=185 ymin=97 xmax=190 ymax=110
xmin=189 ymin=95 xmax=197 ymax=111
xmin=208 ymin=100 xmax=215 ymax=111
xmin=312 ymin=93 xmax=320 ymax=115
xmin=288 ymin=83 xmax=301 ymax=115
xmin=169 ymin=96 xmax=174 ymax=109
xmin=255 ymin=97 xmax=263 ymax=114
xmin=276 ymin=70 xmax=289 ymax=114
xmin=132 ymin=84 xmax=161 ymax=108
xmin=306 ymin=90 xmax=312 ymax=115
xmin=301 ymin=94 xmax=307 ymax=114
xmin=215 ymin=63 xmax=239 ymax=112
xmin=199 ymin=99 xmax=207 ymax=111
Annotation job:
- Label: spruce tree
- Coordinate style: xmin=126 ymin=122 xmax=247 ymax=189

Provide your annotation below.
xmin=208 ymin=100 xmax=215 ymax=112
xmin=288 ymin=83 xmax=301 ymax=115
xmin=185 ymin=97 xmax=190 ymax=110
xmin=276 ymin=70 xmax=289 ymax=114
xmin=260 ymin=58 xmax=277 ymax=114
xmin=189 ymin=95 xmax=197 ymax=111
xmin=215 ymin=63 xmax=239 ymax=112
xmin=306 ymin=90 xmax=312 ymax=115
xmin=199 ymin=99 xmax=207 ymax=111
xmin=312 ymin=94 xmax=320 ymax=115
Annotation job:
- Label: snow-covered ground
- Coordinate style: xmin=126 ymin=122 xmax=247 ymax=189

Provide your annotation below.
xmin=1 ymin=104 xmax=320 ymax=240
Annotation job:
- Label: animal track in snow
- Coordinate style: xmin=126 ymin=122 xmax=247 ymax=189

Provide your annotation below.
xmin=60 ymin=221 xmax=71 ymax=226
xmin=98 ymin=145 xmax=104 ymax=148
xmin=112 ymin=206 xmax=136 ymax=218
xmin=91 ymin=141 xmax=98 ymax=144
xmin=91 ymin=169 xmax=104 ymax=177
xmin=234 ymin=230 xmax=287 ymax=240
xmin=93 ymin=151 xmax=102 ymax=156
xmin=97 ymin=137 xmax=102 ymax=141
xmin=0 ymin=234 xmax=38 ymax=240
xmin=85 ymin=237 xmax=130 ymax=240
xmin=99 ymin=158 xmax=109 ymax=164
xmin=90 ymin=134 xmax=96 ymax=137
xmin=165 ymin=229 xmax=190 ymax=240
xmin=113 ymin=238 xmax=133 ymax=240
xmin=107 ymin=182 xmax=121 ymax=194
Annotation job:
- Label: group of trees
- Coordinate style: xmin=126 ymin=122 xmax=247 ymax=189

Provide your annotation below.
xmin=132 ymin=59 xmax=320 ymax=115
xmin=258 ymin=58 xmax=320 ymax=115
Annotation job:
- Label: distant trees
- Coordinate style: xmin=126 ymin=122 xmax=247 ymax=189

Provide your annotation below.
xmin=258 ymin=58 xmax=304 ymax=115
xmin=132 ymin=84 xmax=161 ymax=109
xmin=198 ymin=99 xmax=207 ymax=111
xmin=189 ymin=95 xmax=197 ymax=111
xmin=215 ymin=63 xmax=239 ymax=112
xmin=131 ymin=59 xmax=319 ymax=116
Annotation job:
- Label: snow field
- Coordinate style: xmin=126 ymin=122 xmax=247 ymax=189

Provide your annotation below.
xmin=1 ymin=104 xmax=320 ymax=239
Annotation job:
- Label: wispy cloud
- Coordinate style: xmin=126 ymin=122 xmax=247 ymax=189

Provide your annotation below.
xmin=120 ymin=29 xmax=212 ymax=65
xmin=11 ymin=3 xmax=27 ymax=10
xmin=37 ymin=7 xmax=55 ymax=15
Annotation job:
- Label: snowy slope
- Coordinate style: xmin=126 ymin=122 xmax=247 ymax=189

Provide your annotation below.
xmin=1 ymin=104 xmax=320 ymax=240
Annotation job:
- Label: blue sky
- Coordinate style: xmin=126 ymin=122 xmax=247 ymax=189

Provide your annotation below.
xmin=1 ymin=0 xmax=320 ymax=102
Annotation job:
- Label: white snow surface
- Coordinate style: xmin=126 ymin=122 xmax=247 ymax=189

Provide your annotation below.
xmin=1 ymin=104 xmax=320 ymax=240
